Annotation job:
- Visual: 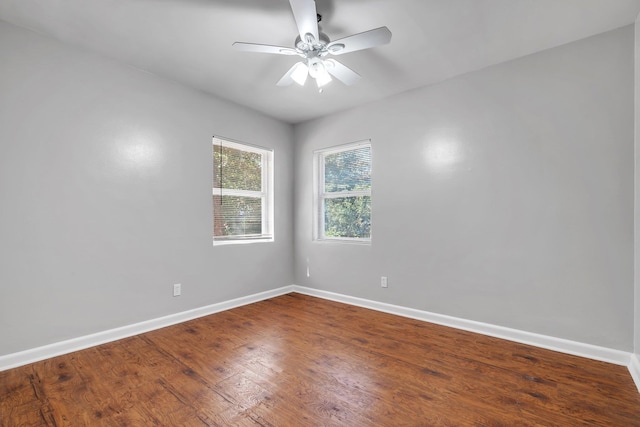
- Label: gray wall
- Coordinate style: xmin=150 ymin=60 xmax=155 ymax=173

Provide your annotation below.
xmin=1 ymin=19 xmax=636 ymax=358
xmin=635 ymin=16 xmax=640 ymax=357
xmin=0 ymin=21 xmax=294 ymax=356
xmin=294 ymin=26 xmax=635 ymax=351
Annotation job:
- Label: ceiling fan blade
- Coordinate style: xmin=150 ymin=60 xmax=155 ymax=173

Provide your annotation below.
xmin=277 ymin=62 xmax=309 ymax=86
xmin=233 ymin=42 xmax=299 ymax=55
xmin=325 ymin=59 xmax=361 ymax=86
xmin=327 ymin=27 xmax=392 ymax=55
xmin=289 ymin=0 xmax=319 ymax=43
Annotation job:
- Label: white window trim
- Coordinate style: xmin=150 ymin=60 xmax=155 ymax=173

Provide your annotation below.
xmin=313 ymin=140 xmax=372 ymax=244
xmin=213 ymin=136 xmax=274 ymax=246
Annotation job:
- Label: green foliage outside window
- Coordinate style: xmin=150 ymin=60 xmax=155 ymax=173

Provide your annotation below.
xmin=213 ymin=146 xmax=262 ymax=191
xmin=213 ymin=144 xmax=264 ymax=238
xmin=321 ymin=145 xmax=371 ymax=240
xmin=324 ymin=196 xmax=371 ymax=238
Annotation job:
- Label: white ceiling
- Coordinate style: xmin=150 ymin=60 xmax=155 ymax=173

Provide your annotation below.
xmin=1 ymin=0 xmax=640 ymax=124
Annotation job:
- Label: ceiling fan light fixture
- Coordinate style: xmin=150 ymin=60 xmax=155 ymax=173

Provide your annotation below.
xmin=291 ymin=62 xmax=309 ymax=85
xmin=306 ymin=58 xmax=331 ymax=87
xmin=315 ymin=68 xmax=332 ymax=88
xmin=307 ymin=58 xmax=324 ymax=78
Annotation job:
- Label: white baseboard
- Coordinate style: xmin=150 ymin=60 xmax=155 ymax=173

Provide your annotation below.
xmin=2 ymin=283 xmax=635 ymax=386
xmin=292 ymin=285 xmax=632 ymax=367
xmin=0 ymin=285 xmax=295 ymax=372
xmin=629 ymin=354 xmax=640 ymax=393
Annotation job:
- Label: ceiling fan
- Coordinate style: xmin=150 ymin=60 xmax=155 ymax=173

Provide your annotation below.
xmin=232 ymin=0 xmax=392 ymax=91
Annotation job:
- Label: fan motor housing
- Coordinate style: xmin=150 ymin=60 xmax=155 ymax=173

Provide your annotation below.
xmin=295 ymin=31 xmax=330 ymax=51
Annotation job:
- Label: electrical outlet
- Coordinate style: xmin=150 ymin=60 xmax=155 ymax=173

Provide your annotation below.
xmin=173 ymin=283 xmax=181 ymax=297
xmin=381 ymin=276 xmax=388 ymax=288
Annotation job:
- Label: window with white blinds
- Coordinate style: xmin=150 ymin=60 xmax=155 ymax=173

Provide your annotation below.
xmin=314 ymin=141 xmax=372 ymax=242
xmin=213 ymin=137 xmax=274 ymax=244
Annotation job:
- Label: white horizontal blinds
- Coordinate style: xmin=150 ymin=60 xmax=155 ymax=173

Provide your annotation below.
xmin=320 ymin=142 xmax=372 ymax=240
xmin=213 ymin=137 xmax=273 ymax=241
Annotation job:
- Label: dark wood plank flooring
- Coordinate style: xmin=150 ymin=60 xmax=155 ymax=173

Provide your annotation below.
xmin=1 ymin=293 xmax=639 ymax=426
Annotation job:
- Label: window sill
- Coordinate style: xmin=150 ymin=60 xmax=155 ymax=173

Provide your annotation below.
xmin=313 ymin=238 xmax=371 ymax=245
xmin=213 ymin=238 xmax=274 ymax=246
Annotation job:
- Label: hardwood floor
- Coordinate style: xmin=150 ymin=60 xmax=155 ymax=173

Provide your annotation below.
xmin=1 ymin=293 xmax=639 ymax=426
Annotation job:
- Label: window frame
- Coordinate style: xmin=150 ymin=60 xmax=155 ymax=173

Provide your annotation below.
xmin=313 ymin=140 xmax=372 ymax=244
xmin=212 ymin=136 xmax=274 ymax=246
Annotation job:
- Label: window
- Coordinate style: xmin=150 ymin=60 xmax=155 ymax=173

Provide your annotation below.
xmin=314 ymin=141 xmax=372 ymax=242
xmin=213 ymin=137 xmax=273 ymax=244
